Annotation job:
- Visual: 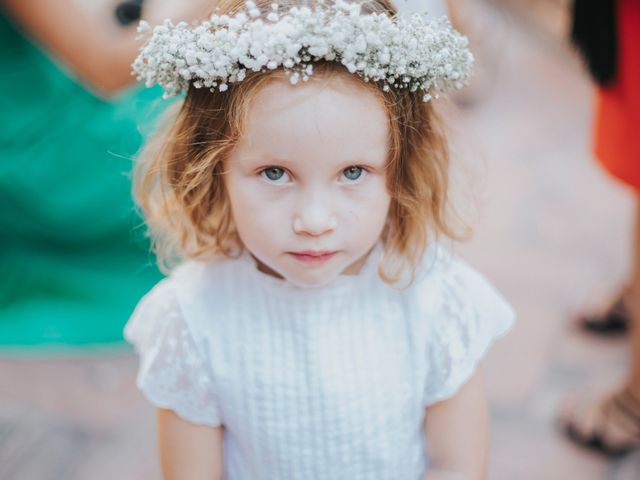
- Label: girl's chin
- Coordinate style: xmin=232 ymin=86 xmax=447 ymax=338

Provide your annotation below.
xmin=285 ymin=263 xmax=353 ymax=288
xmin=254 ymin=256 xmax=339 ymax=288
xmin=288 ymin=276 xmax=336 ymax=289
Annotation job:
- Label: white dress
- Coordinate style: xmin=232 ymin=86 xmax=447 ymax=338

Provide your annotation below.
xmin=125 ymin=243 xmax=514 ymax=480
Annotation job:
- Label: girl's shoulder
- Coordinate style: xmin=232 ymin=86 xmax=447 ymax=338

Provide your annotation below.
xmin=124 ymin=256 xmax=243 ymax=345
xmin=164 ymin=254 xmax=249 ymax=302
xmin=171 ymin=255 xmax=241 ymax=286
xmin=409 ymin=242 xmax=514 ymax=322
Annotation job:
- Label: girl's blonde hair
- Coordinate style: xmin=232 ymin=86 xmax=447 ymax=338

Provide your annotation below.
xmin=135 ymin=0 xmax=460 ymax=284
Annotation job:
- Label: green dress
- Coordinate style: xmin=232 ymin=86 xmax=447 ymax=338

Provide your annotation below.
xmin=0 ymin=11 xmax=165 ymax=348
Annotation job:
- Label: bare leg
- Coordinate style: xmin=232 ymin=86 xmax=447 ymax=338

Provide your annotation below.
xmin=579 ymin=205 xmax=637 ymax=334
xmin=625 ymin=199 xmax=640 ymax=397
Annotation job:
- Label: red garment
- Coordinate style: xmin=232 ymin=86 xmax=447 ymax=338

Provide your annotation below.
xmin=595 ymin=0 xmax=640 ymax=190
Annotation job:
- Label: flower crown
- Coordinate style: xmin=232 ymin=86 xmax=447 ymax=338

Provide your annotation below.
xmin=132 ymin=0 xmax=474 ymax=101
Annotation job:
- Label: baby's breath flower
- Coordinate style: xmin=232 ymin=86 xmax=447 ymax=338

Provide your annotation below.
xmin=132 ymin=0 xmax=473 ymax=101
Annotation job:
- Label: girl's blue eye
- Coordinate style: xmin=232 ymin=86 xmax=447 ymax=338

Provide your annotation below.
xmin=343 ymin=166 xmax=364 ymax=181
xmin=262 ymin=167 xmax=285 ymax=181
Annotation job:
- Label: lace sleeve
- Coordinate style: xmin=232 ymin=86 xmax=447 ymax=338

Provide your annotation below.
xmin=423 ymin=255 xmax=515 ymax=406
xmin=124 ymin=279 xmax=222 ymax=426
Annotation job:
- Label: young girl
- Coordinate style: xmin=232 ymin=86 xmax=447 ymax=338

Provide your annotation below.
xmin=125 ymin=0 xmax=514 ymax=478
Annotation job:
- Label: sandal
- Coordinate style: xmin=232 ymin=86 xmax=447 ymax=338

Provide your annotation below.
xmin=560 ymin=387 xmax=640 ymax=458
xmin=578 ymin=297 xmax=629 ymax=336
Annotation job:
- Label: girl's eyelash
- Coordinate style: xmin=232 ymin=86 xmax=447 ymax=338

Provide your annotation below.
xmin=341 ymin=165 xmax=369 ymax=182
xmin=257 ymin=165 xmax=371 ymax=182
xmin=259 ymin=166 xmax=290 ymax=183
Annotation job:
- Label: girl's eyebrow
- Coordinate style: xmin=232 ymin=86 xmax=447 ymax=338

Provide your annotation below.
xmin=259 ymin=155 xmax=388 ymax=170
xmin=248 ymin=156 xmax=386 ymax=169
xmin=241 ymin=155 xmax=296 ymax=167
xmin=337 ymin=154 xmax=387 ymax=168
xmin=237 ymin=148 xmax=387 ymax=168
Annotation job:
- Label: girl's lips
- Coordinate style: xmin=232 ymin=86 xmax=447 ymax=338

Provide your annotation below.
xmin=288 ymin=251 xmax=337 ymax=265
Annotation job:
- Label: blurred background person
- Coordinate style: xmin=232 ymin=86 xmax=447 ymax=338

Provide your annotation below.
xmin=397 ymin=0 xmax=447 ymax=16
xmin=0 ymin=0 xmax=212 ymax=348
xmin=561 ymin=0 xmax=640 ymax=456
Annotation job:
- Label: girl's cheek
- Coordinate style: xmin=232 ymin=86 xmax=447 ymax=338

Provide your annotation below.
xmin=242 ymin=187 xmax=293 ymax=221
xmin=350 ymin=185 xmax=391 ymax=224
xmin=343 ymin=179 xmax=389 ymax=205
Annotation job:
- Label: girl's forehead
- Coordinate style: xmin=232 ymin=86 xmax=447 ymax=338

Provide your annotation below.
xmin=234 ymin=75 xmax=389 ymax=166
xmin=250 ymin=72 xmax=383 ymax=111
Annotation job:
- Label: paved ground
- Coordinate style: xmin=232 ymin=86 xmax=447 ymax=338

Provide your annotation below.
xmin=2 ymin=1 xmax=640 ymax=479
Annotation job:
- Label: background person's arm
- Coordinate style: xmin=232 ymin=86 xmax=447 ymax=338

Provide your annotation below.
xmin=2 ymin=0 xmax=212 ymax=95
xmin=423 ymin=367 xmax=489 ymax=480
xmin=157 ymin=407 xmax=224 ymax=480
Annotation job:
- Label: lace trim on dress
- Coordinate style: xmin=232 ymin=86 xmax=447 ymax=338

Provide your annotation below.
xmin=125 ymin=280 xmax=222 ymax=426
xmin=423 ymin=255 xmax=515 ymax=406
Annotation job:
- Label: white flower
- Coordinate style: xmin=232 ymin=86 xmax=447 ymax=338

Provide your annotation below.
xmin=132 ymin=0 xmax=473 ymax=101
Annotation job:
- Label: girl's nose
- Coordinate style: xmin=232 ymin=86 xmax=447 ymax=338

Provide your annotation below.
xmin=292 ymin=192 xmax=337 ymax=236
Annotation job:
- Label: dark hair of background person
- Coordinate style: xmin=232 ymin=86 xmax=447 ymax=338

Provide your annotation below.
xmin=570 ymin=0 xmax=617 ymax=86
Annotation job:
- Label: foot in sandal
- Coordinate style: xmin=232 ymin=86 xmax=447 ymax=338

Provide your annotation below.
xmin=559 ymin=387 xmax=640 ymax=458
